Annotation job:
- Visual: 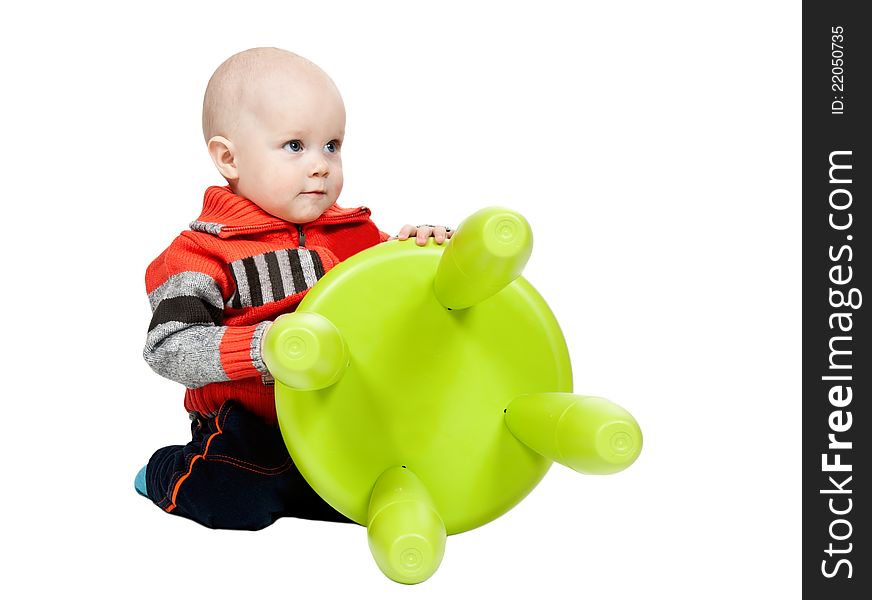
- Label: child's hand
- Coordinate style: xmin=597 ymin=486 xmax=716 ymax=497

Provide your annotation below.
xmin=396 ymin=224 xmax=454 ymax=246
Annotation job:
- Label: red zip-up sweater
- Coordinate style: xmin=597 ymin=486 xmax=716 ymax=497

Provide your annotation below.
xmin=144 ymin=186 xmax=389 ymax=424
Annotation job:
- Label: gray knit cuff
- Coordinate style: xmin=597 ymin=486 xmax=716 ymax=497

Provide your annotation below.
xmin=251 ymin=321 xmax=273 ymax=375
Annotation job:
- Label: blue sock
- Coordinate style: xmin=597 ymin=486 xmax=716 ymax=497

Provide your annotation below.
xmin=134 ymin=465 xmax=148 ymax=498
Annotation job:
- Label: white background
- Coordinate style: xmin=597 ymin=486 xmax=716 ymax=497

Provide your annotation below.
xmin=1 ymin=1 xmax=800 ymax=597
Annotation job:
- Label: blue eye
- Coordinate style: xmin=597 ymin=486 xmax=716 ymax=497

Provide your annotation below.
xmin=283 ymin=140 xmax=303 ymax=153
xmin=324 ymin=140 xmax=340 ymax=153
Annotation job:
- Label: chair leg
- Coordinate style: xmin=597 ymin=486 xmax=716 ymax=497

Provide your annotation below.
xmin=367 ymin=466 xmax=446 ymax=584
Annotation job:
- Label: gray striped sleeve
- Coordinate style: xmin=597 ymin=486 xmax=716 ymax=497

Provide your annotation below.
xmin=253 ymin=254 xmax=275 ymax=304
xmin=147 ymin=271 xmax=224 ymax=311
xmin=230 ymin=260 xmax=251 ymax=307
xmin=299 ymin=250 xmax=319 ymax=289
xmin=275 ymin=249 xmax=297 ymax=295
xmin=143 ymin=322 xmax=230 ymax=389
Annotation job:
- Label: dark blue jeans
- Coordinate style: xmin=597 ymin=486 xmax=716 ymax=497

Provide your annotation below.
xmin=146 ymin=401 xmax=354 ymax=530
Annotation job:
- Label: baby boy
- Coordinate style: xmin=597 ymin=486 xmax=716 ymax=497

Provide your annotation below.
xmin=136 ymin=47 xmax=450 ymax=530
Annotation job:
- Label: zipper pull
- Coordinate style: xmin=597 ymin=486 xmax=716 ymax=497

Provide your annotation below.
xmin=296 ymin=223 xmax=306 ymax=247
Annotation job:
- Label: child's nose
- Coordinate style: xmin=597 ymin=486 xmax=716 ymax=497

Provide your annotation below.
xmin=309 ymin=154 xmax=329 ymax=177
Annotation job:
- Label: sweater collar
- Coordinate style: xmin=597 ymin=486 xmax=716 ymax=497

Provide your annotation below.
xmin=191 ymin=186 xmax=372 ymax=238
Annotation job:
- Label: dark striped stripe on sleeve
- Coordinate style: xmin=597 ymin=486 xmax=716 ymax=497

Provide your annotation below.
xmin=143 ymin=269 xmax=231 ymax=388
xmin=148 ymin=296 xmax=224 ymax=332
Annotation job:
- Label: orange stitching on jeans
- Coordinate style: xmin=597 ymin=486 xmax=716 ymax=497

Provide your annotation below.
xmin=207 ymin=454 xmax=292 ymax=472
xmin=207 ymin=456 xmax=294 ymax=476
xmin=158 ymin=415 xmax=215 ymax=507
xmin=165 ymin=411 xmax=225 ymax=513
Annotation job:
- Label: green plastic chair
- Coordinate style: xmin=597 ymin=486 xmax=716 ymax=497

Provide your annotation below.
xmin=263 ymin=207 xmax=642 ymax=584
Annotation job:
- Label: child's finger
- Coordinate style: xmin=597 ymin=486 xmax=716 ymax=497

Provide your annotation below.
xmin=434 ymin=226 xmax=447 ymax=243
xmin=397 ymin=224 xmax=416 ymax=240
xmin=416 ymin=227 xmax=430 ymax=246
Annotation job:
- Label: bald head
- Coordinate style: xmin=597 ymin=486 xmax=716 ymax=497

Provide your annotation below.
xmin=202 ymin=47 xmax=341 ymax=143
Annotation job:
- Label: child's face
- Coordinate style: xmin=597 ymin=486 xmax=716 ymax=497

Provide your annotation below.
xmin=230 ymin=70 xmax=346 ymax=223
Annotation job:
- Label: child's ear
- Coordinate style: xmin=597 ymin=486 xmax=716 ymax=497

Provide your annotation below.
xmin=207 ymin=136 xmax=238 ymax=182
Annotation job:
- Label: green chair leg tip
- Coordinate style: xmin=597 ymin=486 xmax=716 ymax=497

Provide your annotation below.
xmin=274 ymin=327 xmax=320 ymax=369
xmin=382 ymin=534 xmax=442 ymax=584
xmin=262 ymin=312 xmax=348 ymax=390
xmin=367 ymin=467 xmax=447 ymax=584
xmin=368 ymin=515 xmax=446 ymax=584
xmin=483 ymin=212 xmax=531 ymax=257
xmin=433 ymin=207 xmax=533 ymax=309
xmin=592 ymin=420 xmax=643 ymax=473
